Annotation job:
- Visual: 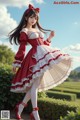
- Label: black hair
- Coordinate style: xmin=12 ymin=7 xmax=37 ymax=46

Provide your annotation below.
xmin=9 ymin=9 xmax=51 ymax=45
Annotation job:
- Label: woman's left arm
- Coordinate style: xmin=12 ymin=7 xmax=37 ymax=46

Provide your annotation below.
xmin=43 ymin=31 xmax=55 ymax=46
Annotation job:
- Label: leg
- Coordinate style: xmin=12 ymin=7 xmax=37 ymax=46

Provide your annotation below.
xmin=16 ymin=74 xmax=43 ymax=119
xmin=30 ymin=75 xmax=43 ymax=120
xmin=18 ymin=88 xmax=31 ymax=115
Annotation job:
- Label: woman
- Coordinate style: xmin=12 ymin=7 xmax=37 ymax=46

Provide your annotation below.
xmin=9 ymin=4 xmax=72 ymax=120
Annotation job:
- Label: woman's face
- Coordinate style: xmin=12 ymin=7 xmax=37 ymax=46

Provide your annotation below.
xmin=27 ymin=14 xmax=38 ymax=26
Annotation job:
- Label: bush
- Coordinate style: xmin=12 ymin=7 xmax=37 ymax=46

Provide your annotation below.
xmin=25 ymin=98 xmax=80 ymax=120
xmin=0 ymin=64 xmax=80 ymax=120
xmin=60 ymin=109 xmax=80 ymax=120
xmin=46 ymin=90 xmax=77 ymax=101
xmin=50 ymin=87 xmax=80 ymax=98
xmin=0 ymin=64 xmax=47 ymax=110
xmin=0 ymin=45 xmax=15 ymax=65
xmin=0 ymin=64 xmax=22 ymax=110
xmin=38 ymin=91 xmax=47 ymax=98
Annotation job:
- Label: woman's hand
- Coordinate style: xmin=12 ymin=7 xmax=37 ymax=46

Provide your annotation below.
xmin=48 ymin=31 xmax=55 ymax=42
xmin=12 ymin=66 xmax=17 ymax=73
xmin=49 ymin=31 xmax=55 ymax=39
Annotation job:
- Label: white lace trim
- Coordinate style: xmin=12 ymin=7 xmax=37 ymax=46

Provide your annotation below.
xmin=11 ymin=45 xmax=73 ymax=93
xmin=10 ymin=58 xmax=72 ymax=93
xmin=11 ymin=55 xmax=73 ymax=92
xmin=32 ymin=55 xmax=72 ymax=78
xmin=11 ymin=49 xmax=64 ymax=85
xmin=14 ymin=60 xmax=22 ymax=63
xmin=12 ymin=63 xmax=21 ymax=68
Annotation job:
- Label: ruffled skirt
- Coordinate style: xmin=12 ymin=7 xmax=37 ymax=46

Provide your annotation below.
xmin=10 ymin=45 xmax=72 ymax=93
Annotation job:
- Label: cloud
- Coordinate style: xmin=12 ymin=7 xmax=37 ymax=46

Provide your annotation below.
xmin=71 ymin=56 xmax=80 ymax=70
xmin=62 ymin=43 xmax=80 ymax=52
xmin=0 ymin=0 xmax=44 ymax=7
xmin=0 ymin=41 xmax=2 ymax=45
xmin=72 ymin=57 xmax=80 ymax=70
xmin=0 ymin=6 xmax=17 ymax=37
xmin=72 ymin=56 xmax=80 ymax=62
xmin=69 ymin=44 xmax=80 ymax=51
xmin=61 ymin=44 xmax=80 ymax=69
xmin=0 ymin=40 xmax=16 ymax=53
xmin=0 ymin=0 xmax=33 ymax=8
xmin=35 ymin=0 xmax=44 ymax=4
xmin=0 ymin=0 xmax=45 ymax=37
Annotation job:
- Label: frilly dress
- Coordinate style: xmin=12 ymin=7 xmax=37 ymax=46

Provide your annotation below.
xmin=10 ymin=28 xmax=72 ymax=93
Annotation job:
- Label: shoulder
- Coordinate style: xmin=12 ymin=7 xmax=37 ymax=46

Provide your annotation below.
xmin=20 ymin=28 xmax=28 ymax=35
xmin=19 ymin=28 xmax=28 ymax=43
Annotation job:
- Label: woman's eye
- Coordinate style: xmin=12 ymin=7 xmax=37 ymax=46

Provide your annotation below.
xmin=35 ymin=17 xmax=37 ymax=20
xmin=30 ymin=16 xmax=37 ymax=20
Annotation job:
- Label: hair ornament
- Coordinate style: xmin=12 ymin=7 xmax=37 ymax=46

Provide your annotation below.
xmin=26 ymin=4 xmax=40 ymax=14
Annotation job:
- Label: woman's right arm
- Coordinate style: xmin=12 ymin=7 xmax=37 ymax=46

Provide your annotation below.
xmin=12 ymin=32 xmax=28 ymax=73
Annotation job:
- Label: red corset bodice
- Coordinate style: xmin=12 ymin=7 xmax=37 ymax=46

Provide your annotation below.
xmin=12 ymin=32 xmax=51 ymax=67
xmin=27 ymin=38 xmax=44 ymax=48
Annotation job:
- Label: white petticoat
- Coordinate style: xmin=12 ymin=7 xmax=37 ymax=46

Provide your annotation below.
xmin=32 ymin=45 xmax=72 ymax=92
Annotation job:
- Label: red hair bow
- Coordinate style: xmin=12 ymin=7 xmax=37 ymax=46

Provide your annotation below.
xmin=26 ymin=4 xmax=40 ymax=14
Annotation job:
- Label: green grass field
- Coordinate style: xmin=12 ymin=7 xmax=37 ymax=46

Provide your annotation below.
xmin=58 ymin=81 xmax=80 ymax=90
xmin=54 ymin=81 xmax=80 ymax=106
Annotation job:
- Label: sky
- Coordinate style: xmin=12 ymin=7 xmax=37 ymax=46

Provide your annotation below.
xmin=0 ymin=0 xmax=80 ymax=69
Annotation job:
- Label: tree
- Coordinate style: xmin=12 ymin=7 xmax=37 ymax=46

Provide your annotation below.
xmin=69 ymin=70 xmax=78 ymax=78
xmin=0 ymin=45 xmax=15 ymax=65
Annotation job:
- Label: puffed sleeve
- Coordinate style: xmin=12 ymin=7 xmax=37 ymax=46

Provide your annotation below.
xmin=12 ymin=32 xmax=28 ymax=68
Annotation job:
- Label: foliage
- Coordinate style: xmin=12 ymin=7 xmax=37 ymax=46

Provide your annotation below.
xmin=60 ymin=109 xmax=80 ymax=120
xmin=69 ymin=70 xmax=80 ymax=81
xmin=0 ymin=64 xmax=18 ymax=109
xmin=26 ymin=98 xmax=80 ymax=120
xmin=38 ymin=91 xmax=48 ymax=98
xmin=0 ymin=64 xmax=79 ymax=120
xmin=0 ymin=64 xmax=47 ymax=110
xmin=0 ymin=44 xmax=15 ymax=65
xmin=50 ymin=87 xmax=80 ymax=98
xmin=46 ymin=90 xmax=77 ymax=101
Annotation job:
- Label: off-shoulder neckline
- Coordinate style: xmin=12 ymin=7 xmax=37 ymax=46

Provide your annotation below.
xmin=22 ymin=27 xmax=40 ymax=33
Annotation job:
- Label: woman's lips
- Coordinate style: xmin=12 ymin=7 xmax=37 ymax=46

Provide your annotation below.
xmin=32 ymin=22 xmax=34 ymax=24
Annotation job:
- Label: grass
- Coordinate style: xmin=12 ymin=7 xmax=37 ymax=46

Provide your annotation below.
xmin=53 ymin=81 xmax=80 ymax=107
xmin=58 ymin=81 xmax=80 ymax=90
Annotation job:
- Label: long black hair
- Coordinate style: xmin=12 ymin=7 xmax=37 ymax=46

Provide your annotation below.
xmin=9 ymin=9 xmax=51 ymax=45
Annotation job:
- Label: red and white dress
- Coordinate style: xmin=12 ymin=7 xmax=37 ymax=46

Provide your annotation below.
xmin=10 ymin=28 xmax=72 ymax=93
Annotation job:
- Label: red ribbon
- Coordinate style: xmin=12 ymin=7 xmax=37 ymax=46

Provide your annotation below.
xmin=26 ymin=4 xmax=40 ymax=14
